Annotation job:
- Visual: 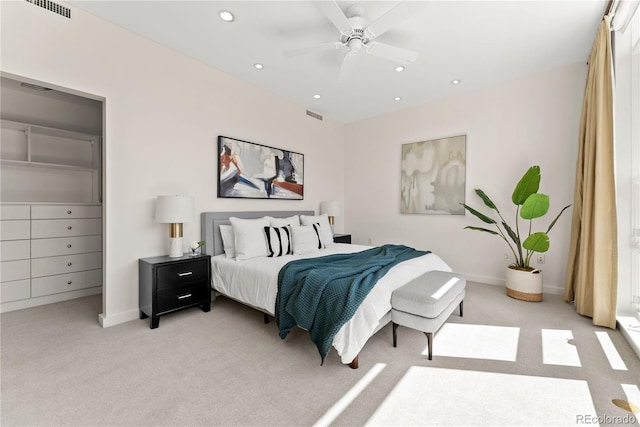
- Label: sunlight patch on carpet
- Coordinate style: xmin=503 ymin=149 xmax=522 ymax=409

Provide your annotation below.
xmin=313 ymin=363 xmax=386 ymax=427
xmin=425 ymin=323 xmax=519 ymax=361
xmin=365 ymin=367 xmax=596 ymax=426
xmin=542 ymin=329 xmax=581 ymax=367
xmin=595 ymin=331 xmax=627 ymax=370
xmin=621 ymin=384 xmax=640 ymax=423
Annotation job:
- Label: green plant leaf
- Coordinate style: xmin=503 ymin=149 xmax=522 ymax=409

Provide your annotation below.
xmin=461 ymin=204 xmax=496 ymax=224
xmin=546 ymin=204 xmax=572 ymax=233
xmin=512 ymin=166 xmax=541 ymax=205
xmin=523 ymin=232 xmax=550 ymax=252
xmin=520 ymin=193 xmax=549 ymax=219
xmin=501 ymin=221 xmax=520 ymax=246
xmin=464 ymin=226 xmax=500 ymax=235
xmin=475 ymin=189 xmax=499 ymax=212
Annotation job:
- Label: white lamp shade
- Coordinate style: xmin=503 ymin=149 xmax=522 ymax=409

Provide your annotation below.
xmin=320 ymin=200 xmax=341 ymax=217
xmin=155 ymin=195 xmax=194 ymax=223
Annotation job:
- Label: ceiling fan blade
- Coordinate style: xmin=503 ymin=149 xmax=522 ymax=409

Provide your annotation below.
xmin=366 ymin=41 xmax=418 ymax=64
xmin=364 ymin=1 xmax=429 ymax=39
xmin=284 ymin=42 xmax=344 ymax=57
xmin=338 ymin=50 xmax=359 ymax=83
xmin=314 ymin=0 xmax=353 ymax=34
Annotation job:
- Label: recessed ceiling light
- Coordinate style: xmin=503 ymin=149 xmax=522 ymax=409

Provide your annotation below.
xmin=451 ymin=79 xmax=461 ymax=85
xmin=394 ymin=96 xmax=402 ymax=101
xmin=395 ymin=66 xmax=405 ymax=72
xmin=219 ymin=10 xmax=234 ymax=22
xmin=313 ymin=94 xmax=321 ymax=99
xmin=254 ymin=63 xmax=264 ymax=69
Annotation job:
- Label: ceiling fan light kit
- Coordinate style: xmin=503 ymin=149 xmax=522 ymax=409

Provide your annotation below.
xmin=285 ymin=1 xmax=427 ymax=82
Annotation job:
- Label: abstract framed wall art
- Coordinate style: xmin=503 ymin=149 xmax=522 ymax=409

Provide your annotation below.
xmin=401 ymin=135 xmax=466 ymax=215
xmin=217 ymin=135 xmax=304 ymax=200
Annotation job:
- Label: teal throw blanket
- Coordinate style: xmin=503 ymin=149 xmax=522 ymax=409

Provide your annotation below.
xmin=276 ymin=244 xmax=430 ymax=363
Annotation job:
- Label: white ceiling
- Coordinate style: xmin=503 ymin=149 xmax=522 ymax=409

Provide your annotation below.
xmin=67 ymin=0 xmax=607 ymax=123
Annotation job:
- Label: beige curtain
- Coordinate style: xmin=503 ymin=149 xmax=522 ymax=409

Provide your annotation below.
xmin=564 ymin=16 xmax=617 ymax=329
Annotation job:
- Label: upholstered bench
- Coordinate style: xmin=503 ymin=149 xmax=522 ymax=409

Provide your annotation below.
xmin=391 ymin=271 xmax=466 ymax=360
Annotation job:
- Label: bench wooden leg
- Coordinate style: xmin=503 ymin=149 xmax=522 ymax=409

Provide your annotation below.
xmin=424 ymin=332 xmax=433 ymax=360
xmin=459 ymin=300 xmax=464 ymax=317
xmin=263 ymin=313 xmax=270 ymax=324
xmin=392 ymin=322 xmax=398 ymax=347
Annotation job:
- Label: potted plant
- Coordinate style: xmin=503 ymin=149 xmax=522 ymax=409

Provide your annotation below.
xmin=461 ymin=165 xmax=571 ymax=301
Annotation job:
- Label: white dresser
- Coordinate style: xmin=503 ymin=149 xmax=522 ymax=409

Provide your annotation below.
xmin=0 ymin=203 xmax=102 ymax=311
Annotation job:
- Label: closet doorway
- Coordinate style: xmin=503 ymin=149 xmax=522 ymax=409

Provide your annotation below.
xmin=0 ymin=73 xmax=106 ymax=317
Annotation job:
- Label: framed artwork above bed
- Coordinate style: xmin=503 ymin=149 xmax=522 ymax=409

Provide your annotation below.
xmin=401 ymin=134 xmax=466 ymax=215
xmin=217 ymin=135 xmax=304 ymax=200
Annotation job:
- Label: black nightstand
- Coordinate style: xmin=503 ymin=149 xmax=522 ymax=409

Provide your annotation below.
xmin=139 ymin=253 xmax=211 ymax=329
xmin=333 ymin=234 xmax=352 ymax=244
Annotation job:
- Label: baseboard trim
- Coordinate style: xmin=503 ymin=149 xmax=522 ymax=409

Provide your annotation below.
xmin=98 ymin=308 xmax=139 ymax=328
xmin=461 ymin=272 xmax=564 ymax=295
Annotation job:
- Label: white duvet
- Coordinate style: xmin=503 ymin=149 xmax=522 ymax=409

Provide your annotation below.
xmin=211 ymin=243 xmax=451 ymax=364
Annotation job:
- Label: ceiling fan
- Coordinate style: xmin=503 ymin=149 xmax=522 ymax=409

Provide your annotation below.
xmin=285 ymin=1 xmax=428 ymax=82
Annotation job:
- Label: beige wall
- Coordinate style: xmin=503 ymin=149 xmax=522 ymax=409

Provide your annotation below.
xmin=344 ymin=63 xmax=586 ymax=294
xmin=0 ymin=2 xmax=346 ymax=325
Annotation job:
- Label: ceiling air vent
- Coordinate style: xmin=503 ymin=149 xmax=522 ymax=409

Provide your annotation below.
xmin=24 ymin=0 xmax=71 ymax=19
xmin=306 ymin=110 xmax=323 ymax=121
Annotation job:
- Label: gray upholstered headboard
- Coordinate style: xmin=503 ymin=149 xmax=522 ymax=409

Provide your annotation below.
xmin=201 ymin=210 xmax=315 ymax=257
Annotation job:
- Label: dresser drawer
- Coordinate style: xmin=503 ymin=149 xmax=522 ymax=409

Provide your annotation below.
xmin=0 ymin=240 xmax=30 ymax=261
xmin=31 ymin=252 xmax=102 ymax=278
xmin=31 ymin=204 xmax=101 ymax=219
xmin=156 ymin=282 xmax=209 ymax=313
xmin=31 ymin=235 xmax=102 ymax=258
xmin=1 ymin=220 xmax=30 ymax=241
xmin=1 ymin=279 xmax=30 ymax=303
xmin=0 ymin=205 xmax=30 ymax=220
xmin=156 ymin=259 xmax=209 ymax=290
xmin=31 ymin=269 xmax=102 ymax=297
xmin=31 ymin=218 xmax=102 ymax=239
xmin=0 ymin=259 xmax=30 ymax=282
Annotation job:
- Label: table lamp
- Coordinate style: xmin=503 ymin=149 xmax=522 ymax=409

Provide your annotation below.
xmin=321 ymin=200 xmax=341 ymax=233
xmin=155 ymin=195 xmax=194 ymax=257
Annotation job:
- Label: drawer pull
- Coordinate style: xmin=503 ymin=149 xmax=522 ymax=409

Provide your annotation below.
xmin=67 ymin=281 xmax=72 ymax=285
xmin=177 ymin=272 xmax=193 ymax=277
xmin=67 ymin=262 xmax=72 ymax=267
xmin=67 ymin=226 xmax=73 ymax=230
xmin=67 ymin=210 xmax=72 ymax=215
xmin=67 ymin=244 xmax=72 ymax=248
xmin=177 ymin=293 xmax=192 ymax=300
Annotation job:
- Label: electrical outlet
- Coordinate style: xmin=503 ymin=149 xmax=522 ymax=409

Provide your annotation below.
xmin=504 ymin=253 xmax=510 ymax=261
xmin=537 ymin=254 xmax=545 ymax=264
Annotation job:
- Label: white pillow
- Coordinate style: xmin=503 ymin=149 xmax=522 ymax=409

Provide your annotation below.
xmin=219 ymin=224 xmax=236 ymax=258
xmin=229 ymin=216 xmax=271 ymax=260
xmin=264 ymin=225 xmax=292 ymax=257
xmin=290 ymin=224 xmax=323 ymax=255
xmin=300 ymin=213 xmax=333 ymax=247
xmin=270 ymin=215 xmax=300 ymax=227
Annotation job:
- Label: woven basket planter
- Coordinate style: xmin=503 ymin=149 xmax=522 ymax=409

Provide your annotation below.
xmin=505 ymin=266 xmax=543 ymax=302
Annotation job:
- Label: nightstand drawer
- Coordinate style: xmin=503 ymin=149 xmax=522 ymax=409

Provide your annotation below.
xmin=156 ymin=260 xmax=208 ymax=290
xmin=157 ymin=282 xmax=209 ymax=313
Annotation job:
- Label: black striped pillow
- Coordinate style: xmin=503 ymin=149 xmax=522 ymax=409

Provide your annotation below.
xmin=264 ymin=226 xmax=293 ymax=257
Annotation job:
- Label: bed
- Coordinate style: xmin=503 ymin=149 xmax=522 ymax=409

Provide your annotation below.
xmin=201 ymin=210 xmax=452 ymax=368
